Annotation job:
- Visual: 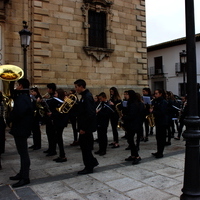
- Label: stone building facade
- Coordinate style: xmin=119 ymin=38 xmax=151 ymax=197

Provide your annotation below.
xmin=0 ymin=0 xmax=147 ymax=95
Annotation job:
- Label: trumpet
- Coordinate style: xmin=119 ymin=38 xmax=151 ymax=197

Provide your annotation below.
xmin=56 ymin=94 xmax=77 ymax=113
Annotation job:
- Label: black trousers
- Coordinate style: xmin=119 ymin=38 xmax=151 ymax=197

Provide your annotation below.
xmin=55 ymin=126 xmax=65 ymax=158
xmin=46 ymin=118 xmax=56 ymax=153
xmin=156 ymin=125 xmax=167 ymax=155
xmin=0 ymin=117 xmax=6 ymax=154
xmin=126 ymin=128 xmax=139 ymax=157
xmin=79 ymin=132 xmax=97 ymax=170
xmin=97 ymin=126 xmax=108 ymax=153
xmin=14 ymin=137 xmax=30 ymax=179
xmin=110 ymin=113 xmax=119 ymax=143
xmin=32 ymin=117 xmax=41 ymax=148
xmin=69 ymin=115 xmax=78 ymax=141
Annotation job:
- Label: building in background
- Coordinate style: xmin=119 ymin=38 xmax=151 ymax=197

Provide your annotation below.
xmin=147 ymin=34 xmax=200 ymax=96
xmin=0 ymin=0 xmax=147 ymax=95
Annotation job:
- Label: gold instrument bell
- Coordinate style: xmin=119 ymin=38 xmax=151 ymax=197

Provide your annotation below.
xmin=0 ymin=65 xmax=24 ymax=121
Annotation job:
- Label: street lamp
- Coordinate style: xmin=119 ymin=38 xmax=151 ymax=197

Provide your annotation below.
xmin=179 ymin=50 xmax=187 ymax=96
xmin=19 ymin=21 xmax=32 ymax=79
xmin=180 ymin=0 xmax=200 ymax=199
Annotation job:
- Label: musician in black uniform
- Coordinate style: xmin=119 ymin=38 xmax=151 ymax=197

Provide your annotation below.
xmin=123 ymin=90 xmax=144 ymax=165
xmin=74 ymin=79 xmax=98 ymax=174
xmin=95 ymin=92 xmax=114 ymax=156
xmin=68 ymin=89 xmax=79 ymax=146
xmin=9 ymin=78 xmax=34 ymax=187
xmin=48 ymin=88 xmax=68 ymax=162
xmin=150 ymin=89 xmax=168 ymax=158
xmin=109 ymin=87 xmax=121 ymax=148
xmin=0 ymin=91 xmax=6 ymax=170
xmin=43 ymin=83 xmax=57 ymax=156
xmin=29 ymin=87 xmax=42 ymax=150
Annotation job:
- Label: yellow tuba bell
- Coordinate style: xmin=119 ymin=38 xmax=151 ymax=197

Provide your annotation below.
xmin=56 ymin=94 xmax=77 ymax=114
xmin=0 ymin=65 xmax=24 ymax=119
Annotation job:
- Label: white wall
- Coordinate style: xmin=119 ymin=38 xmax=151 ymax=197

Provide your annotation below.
xmin=148 ymin=41 xmax=200 ymax=96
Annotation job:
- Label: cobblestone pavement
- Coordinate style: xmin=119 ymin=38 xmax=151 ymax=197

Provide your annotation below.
xmin=0 ymin=124 xmax=185 ymax=200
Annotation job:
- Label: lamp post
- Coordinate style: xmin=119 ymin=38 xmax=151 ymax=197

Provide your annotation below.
xmin=180 ymin=0 xmax=200 ymax=199
xmin=19 ymin=21 xmax=32 ymax=79
xmin=179 ymin=50 xmax=187 ymax=96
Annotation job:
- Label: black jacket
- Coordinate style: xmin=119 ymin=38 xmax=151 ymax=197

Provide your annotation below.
xmin=122 ymin=101 xmax=145 ymax=132
xmin=97 ymin=101 xmax=114 ymax=128
xmin=48 ymin=98 xmax=68 ymax=128
xmin=153 ymin=97 xmax=168 ymax=126
xmin=77 ymin=89 xmax=96 ymax=133
xmin=10 ymin=90 xmax=34 ymax=138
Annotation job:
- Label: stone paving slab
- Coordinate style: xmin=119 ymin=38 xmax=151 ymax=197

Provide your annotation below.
xmin=0 ymin=124 xmax=186 ymax=200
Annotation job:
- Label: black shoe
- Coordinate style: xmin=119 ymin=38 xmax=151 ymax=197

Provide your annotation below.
xmin=92 ymin=159 xmax=99 ymax=168
xmin=56 ymin=157 xmax=67 ymax=163
xmin=155 ymin=154 xmax=163 ymax=158
xmin=121 ymin=135 xmax=127 ymax=139
xmin=144 ymin=138 xmax=148 ymax=142
xmin=109 ymin=142 xmax=115 ymax=146
xmin=132 ymin=157 xmax=141 ymax=165
xmin=46 ymin=152 xmax=57 ymax=157
xmin=43 ymin=150 xmax=50 ymax=153
xmin=140 ymin=137 xmax=144 ymax=141
xmin=33 ymin=146 xmax=41 ymax=150
xmin=125 ymin=156 xmax=135 ymax=161
xmin=151 ymin=152 xmax=158 ymax=156
xmin=149 ymin=131 xmax=153 ymax=135
xmin=53 ymin=157 xmax=60 ymax=161
xmin=125 ymin=146 xmax=130 ymax=150
xmin=99 ymin=152 xmax=106 ymax=156
xmin=165 ymin=142 xmax=171 ymax=146
xmin=12 ymin=179 xmax=30 ymax=188
xmin=111 ymin=144 xmax=120 ymax=148
xmin=28 ymin=145 xmax=34 ymax=149
xmin=10 ymin=174 xmax=21 ymax=181
xmin=94 ymin=150 xmax=100 ymax=155
xmin=174 ymin=137 xmax=180 ymax=140
xmin=78 ymin=168 xmax=93 ymax=175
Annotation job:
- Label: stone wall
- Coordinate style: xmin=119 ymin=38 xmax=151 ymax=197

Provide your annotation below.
xmin=1 ymin=0 xmax=147 ymax=96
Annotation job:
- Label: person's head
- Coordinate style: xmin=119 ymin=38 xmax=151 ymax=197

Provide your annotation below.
xmin=69 ymin=89 xmax=76 ymax=95
xmin=47 ymin=83 xmax=56 ymax=94
xmin=54 ymin=88 xmax=65 ymax=101
xmin=166 ymin=91 xmax=175 ymax=100
xmin=94 ymin=95 xmax=99 ymax=102
xmin=16 ymin=78 xmax=30 ymax=90
xmin=98 ymin=92 xmax=107 ymax=102
xmin=109 ymin=87 xmax=121 ymax=100
xmin=74 ymin=79 xmax=86 ymax=94
xmin=127 ymin=90 xmax=137 ymax=102
xmin=142 ymin=88 xmax=151 ymax=96
xmin=154 ymin=89 xmax=165 ymax=99
xmin=30 ymin=87 xmax=41 ymax=98
xmin=123 ymin=91 xmax=128 ymax=100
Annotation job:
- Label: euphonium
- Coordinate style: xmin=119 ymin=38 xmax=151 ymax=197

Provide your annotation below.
xmin=146 ymin=113 xmax=155 ymax=127
xmin=56 ymin=94 xmax=77 ymax=113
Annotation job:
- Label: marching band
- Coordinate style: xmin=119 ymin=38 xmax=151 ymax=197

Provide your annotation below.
xmin=0 ymin=77 xmax=187 ymax=186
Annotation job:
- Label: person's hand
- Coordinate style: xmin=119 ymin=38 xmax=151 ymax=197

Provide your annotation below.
xmin=79 ymin=130 xmax=85 ymax=134
xmin=47 ymin=112 xmax=52 ymax=116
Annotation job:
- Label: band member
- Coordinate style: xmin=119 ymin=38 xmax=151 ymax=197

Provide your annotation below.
xmin=109 ymin=87 xmax=121 ymax=148
xmin=142 ymin=87 xmax=153 ymax=141
xmin=123 ymin=90 xmax=144 ymax=165
xmin=29 ymin=87 xmax=42 ymax=150
xmin=95 ymin=92 xmax=114 ymax=156
xmin=48 ymin=88 xmax=68 ymax=162
xmin=68 ymin=89 xmax=79 ymax=146
xmin=9 ymin=78 xmax=34 ymax=187
xmin=74 ymin=79 xmax=98 ymax=174
xmin=0 ymin=91 xmax=6 ymax=170
xmin=150 ymin=89 xmax=168 ymax=158
xmin=43 ymin=83 xmax=57 ymax=156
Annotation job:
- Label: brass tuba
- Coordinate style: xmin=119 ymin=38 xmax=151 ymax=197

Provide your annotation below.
xmin=0 ymin=64 xmax=24 ymax=120
xmin=56 ymin=94 xmax=77 ymax=113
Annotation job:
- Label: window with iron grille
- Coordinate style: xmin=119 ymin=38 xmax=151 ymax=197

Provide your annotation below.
xmin=88 ymin=10 xmax=107 ymax=48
